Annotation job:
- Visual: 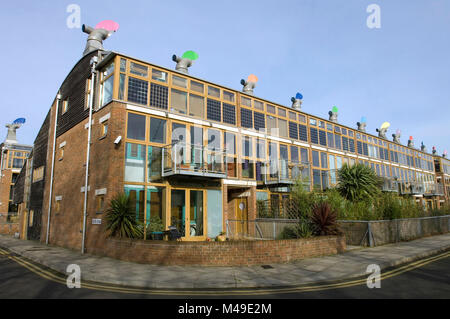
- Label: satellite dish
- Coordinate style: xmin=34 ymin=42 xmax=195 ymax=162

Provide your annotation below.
xmin=12 ymin=118 xmax=26 ymax=125
xmin=182 ymin=50 xmax=199 ymax=60
xmin=95 ymin=20 xmax=120 ymax=32
xmin=247 ymin=74 xmax=258 ymax=83
xmin=380 ymin=122 xmax=390 ymax=130
xmin=295 ymin=92 xmax=303 ymax=100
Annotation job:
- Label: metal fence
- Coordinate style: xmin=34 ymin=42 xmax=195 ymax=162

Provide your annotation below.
xmin=226 ymin=215 xmax=450 ymax=244
xmin=339 ymin=215 xmax=450 ymax=247
xmin=226 ymin=219 xmax=299 ymax=240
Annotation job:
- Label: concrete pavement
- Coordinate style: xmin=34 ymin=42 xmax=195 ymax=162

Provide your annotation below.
xmin=0 ymin=233 xmax=449 ymax=290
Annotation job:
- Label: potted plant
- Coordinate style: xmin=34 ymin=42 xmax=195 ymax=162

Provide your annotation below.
xmin=146 ymin=216 xmax=164 ymax=240
xmin=216 ymin=231 xmax=227 ymax=242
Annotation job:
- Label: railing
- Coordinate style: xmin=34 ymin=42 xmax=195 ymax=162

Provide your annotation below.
xmin=397 ymin=180 xmax=443 ymax=196
xmin=381 ymin=177 xmax=399 ymax=192
xmin=264 ymin=160 xmax=310 ymax=185
xmin=162 ymin=143 xmax=227 ymax=178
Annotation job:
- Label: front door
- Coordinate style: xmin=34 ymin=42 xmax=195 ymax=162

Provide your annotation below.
xmin=170 ymin=189 xmax=205 ymax=240
xmin=235 ymin=197 xmax=248 ymax=237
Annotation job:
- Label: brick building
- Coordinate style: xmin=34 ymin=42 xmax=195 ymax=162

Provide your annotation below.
xmin=12 ymin=36 xmax=449 ymax=254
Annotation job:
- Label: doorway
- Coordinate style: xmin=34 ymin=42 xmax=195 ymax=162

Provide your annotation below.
xmin=170 ymin=189 xmax=205 ymax=240
xmin=235 ymin=197 xmax=248 ymax=236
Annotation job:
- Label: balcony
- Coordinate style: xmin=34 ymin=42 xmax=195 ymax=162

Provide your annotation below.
xmin=381 ymin=177 xmax=399 ymax=193
xmin=424 ymin=183 xmax=445 ymax=196
xmin=263 ymin=160 xmax=310 ymax=186
xmin=161 ymin=143 xmax=227 ymax=178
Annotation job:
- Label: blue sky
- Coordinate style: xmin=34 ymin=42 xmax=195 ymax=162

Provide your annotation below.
xmin=1 ymin=0 xmax=449 ymax=154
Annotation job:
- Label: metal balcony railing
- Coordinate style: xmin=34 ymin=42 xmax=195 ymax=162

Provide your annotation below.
xmin=381 ymin=177 xmax=399 ymax=193
xmin=264 ymin=160 xmax=310 ymax=185
xmin=161 ymin=142 xmax=227 ymax=178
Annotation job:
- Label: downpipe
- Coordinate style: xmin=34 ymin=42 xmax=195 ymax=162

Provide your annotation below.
xmin=81 ymin=56 xmax=98 ymax=254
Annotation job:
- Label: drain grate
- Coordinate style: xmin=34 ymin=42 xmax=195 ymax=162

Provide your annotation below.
xmin=261 ymin=265 xmax=274 ymax=269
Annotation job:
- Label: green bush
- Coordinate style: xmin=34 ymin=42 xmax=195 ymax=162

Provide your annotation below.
xmin=277 ymin=219 xmax=314 ymax=239
xmin=337 ymin=163 xmax=381 ymax=202
xmin=311 ymin=202 xmax=341 ymax=235
xmin=105 ymin=193 xmax=144 ymax=239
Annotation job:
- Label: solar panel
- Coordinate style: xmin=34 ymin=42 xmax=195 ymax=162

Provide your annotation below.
xmin=207 ymin=98 xmax=221 ymax=122
xmin=254 ymin=112 xmax=265 ymax=131
xmin=310 ymin=128 xmax=318 ymax=144
xmin=289 ymin=122 xmax=298 ymax=139
xmin=128 ymin=77 xmax=148 ymax=105
xmin=150 ymin=83 xmax=168 ymax=109
xmin=299 ymin=124 xmax=308 ymax=142
xmin=240 ymin=108 xmax=253 ymax=128
xmin=222 ymin=103 xmax=236 ymax=125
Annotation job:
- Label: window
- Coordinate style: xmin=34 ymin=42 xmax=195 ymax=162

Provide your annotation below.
xmin=100 ymin=75 xmax=114 ymax=106
xmin=127 ymin=113 xmax=146 ymax=140
xmin=62 ymin=100 xmax=69 ymax=114
xmin=223 ymin=91 xmax=235 ymax=103
xmin=242 ymin=136 xmax=252 ymax=157
xmin=33 ymin=166 xmax=44 ymax=182
xmin=320 ymin=152 xmax=328 ymax=168
xmin=96 ymin=195 xmax=105 ymax=214
xmin=59 ymin=147 xmax=64 ymax=160
xmin=149 ymin=117 xmax=166 ymax=144
xmin=254 ymin=100 xmax=264 ymax=110
xmin=327 ymin=132 xmax=335 ymax=148
xmin=125 ymin=143 xmax=145 ymax=182
xmin=120 ymin=58 xmax=127 ymax=72
xmin=118 ymin=74 xmax=125 ymax=100
xmin=319 ymin=130 xmax=327 ymax=146
xmin=256 ymin=139 xmax=266 ymax=159
xmin=298 ymin=114 xmax=306 ymax=123
xmin=170 ymin=89 xmax=187 ymax=114
xmin=208 ymin=86 xmax=220 ymax=98
xmin=101 ymin=121 xmax=108 ymax=137
xmin=309 ymin=118 xmax=317 ymax=126
xmin=289 ymin=112 xmax=297 ymax=121
xmin=312 ymin=150 xmax=320 ymax=167
xmin=190 ymin=81 xmax=203 ymax=93
xmin=267 ymin=116 xmax=277 ymax=135
xmin=278 ymin=119 xmax=288 ymax=137
xmin=130 ymin=62 xmax=148 ymax=77
xmin=172 ymin=75 xmax=187 ymax=88
xmin=241 ymin=97 xmax=251 ymax=107
xmin=267 ymin=104 xmax=276 ymax=114
xmin=278 ymin=108 xmax=286 ymax=118
xmin=152 ymin=69 xmax=167 ymax=83
xmin=189 ymin=94 xmax=204 ymax=118
xmin=147 ymin=146 xmax=162 ymax=182
xmin=128 ymin=77 xmax=148 ymax=105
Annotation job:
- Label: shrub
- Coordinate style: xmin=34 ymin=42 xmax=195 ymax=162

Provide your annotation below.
xmin=256 ymin=199 xmax=272 ymax=218
xmin=277 ymin=220 xmax=314 ymax=239
xmin=337 ymin=163 xmax=381 ymax=202
xmin=105 ymin=193 xmax=144 ymax=239
xmin=311 ymin=202 xmax=341 ymax=236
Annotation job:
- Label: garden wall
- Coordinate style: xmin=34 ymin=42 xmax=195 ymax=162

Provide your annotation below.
xmin=89 ymin=235 xmax=346 ymax=266
xmin=0 ymin=223 xmax=19 ymax=236
xmin=339 ymin=215 xmax=450 ymax=246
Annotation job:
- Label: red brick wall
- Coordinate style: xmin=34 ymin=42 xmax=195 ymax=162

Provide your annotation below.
xmin=89 ymin=235 xmax=346 ymax=266
xmin=0 ymin=223 xmax=19 ymax=236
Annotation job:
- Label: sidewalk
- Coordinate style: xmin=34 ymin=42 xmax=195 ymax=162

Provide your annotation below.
xmin=0 ymin=234 xmax=449 ymax=290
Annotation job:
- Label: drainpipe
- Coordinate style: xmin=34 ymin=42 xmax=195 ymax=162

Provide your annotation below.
xmin=45 ymin=93 xmax=62 ymax=245
xmin=81 ymin=56 xmax=98 ymax=254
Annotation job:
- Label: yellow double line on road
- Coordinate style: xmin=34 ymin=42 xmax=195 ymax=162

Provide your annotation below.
xmin=5 ymin=250 xmax=450 ymax=296
xmin=0 ymin=248 xmax=10 ymax=256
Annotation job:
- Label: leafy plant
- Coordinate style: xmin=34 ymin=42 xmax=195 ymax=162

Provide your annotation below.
xmin=310 ymin=202 xmax=341 ymax=236
xmin=105 ymin=193 xmax=144 ymax=239
xmin=147 ymin=216 xmax=164 ymax=233
xmin=256 ymin=199 xmax=272 ymax=218
xmin=277 ymin=219 xmax=314 ymax=239
xmin=337 ymin=163 xmax=381 ymax=202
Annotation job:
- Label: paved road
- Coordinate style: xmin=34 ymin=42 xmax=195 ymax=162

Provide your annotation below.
xmin=0 ymin=249 xmax=449 ymax=299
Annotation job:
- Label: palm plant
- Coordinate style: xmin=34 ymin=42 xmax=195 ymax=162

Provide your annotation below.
xmin=337 ymin=163 xmax=381 ymax=202
xmin=105 ymin=193 xmax=144 ymax=239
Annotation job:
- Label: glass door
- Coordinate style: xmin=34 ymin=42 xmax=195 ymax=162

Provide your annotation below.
xmin=170 ymin=189 xmax=206 ymax=240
